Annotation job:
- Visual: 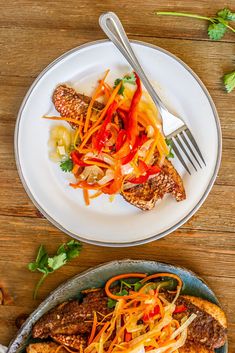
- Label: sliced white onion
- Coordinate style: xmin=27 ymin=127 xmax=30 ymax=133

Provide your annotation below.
xmin=128 ymin=345 xmax=145 ymax=353
xmin=84 ymin=152 xmax=97 ymax=159
xmin=98 ymin=169 xmax=114 ymax=185
xmin=147 ymin=328 xmax=188 ymax=353
xmin=80 ymin=165 xmax=104 ymax=183
xmin=147 ymin=125 xmax=154 ymax=138
xmin=170 ymin=313 xmax=197 ymax=340
xmin=101 ymin=153 xmax=115 ymax=166
xmin=121 ymin=163 xmax=134 ymax=175
xmin=138 ymin=139 xmax=154 ymax=158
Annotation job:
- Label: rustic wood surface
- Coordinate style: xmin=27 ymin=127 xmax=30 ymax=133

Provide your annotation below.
xmin=0 ymin=0 xmax=234 ymax=350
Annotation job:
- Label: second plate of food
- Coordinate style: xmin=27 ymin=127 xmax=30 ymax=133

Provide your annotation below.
xmin=7 ymin=259 xmax=227 ymax=353
xmin=15 ymin=40 xmax=221 ymax=245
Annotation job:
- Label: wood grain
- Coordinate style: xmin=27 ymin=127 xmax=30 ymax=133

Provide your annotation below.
xmin=0 ymin=0 xmax=234 ymax=351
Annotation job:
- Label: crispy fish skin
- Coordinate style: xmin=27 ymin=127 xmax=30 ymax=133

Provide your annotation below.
xmin=32 ymin=290 xmax=110 ymax=339
xmin=26 ymin=342 xmax=67 ymax=353
xmin=122 ymin=158 xmax=186 ymax=210
xmin=179 ymin=342 xmax=214 ymax=353
xmin=51 ymin=333 xmax=87 ymax=350
xmin=52 ymin=84 xmax=104 ymax=126
xmin=174 ymin=295 xmax=227 ymax=350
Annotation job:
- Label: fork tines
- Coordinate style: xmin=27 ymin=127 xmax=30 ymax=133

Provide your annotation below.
xmin=169 ymin=128 xmax=206 ymax=174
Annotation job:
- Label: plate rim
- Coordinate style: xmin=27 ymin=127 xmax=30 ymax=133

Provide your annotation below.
xmin=7 ymin=259 xmax=228 ymax=353
xmin=14 ymin=39 xmax=222 ymax=247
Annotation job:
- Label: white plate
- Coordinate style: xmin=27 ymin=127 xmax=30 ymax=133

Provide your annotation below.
xmin=15 ymin=40 xmax=222 ymax=246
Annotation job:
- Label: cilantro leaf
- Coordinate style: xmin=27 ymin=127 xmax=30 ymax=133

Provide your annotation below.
xmin=116 ymin=289 xmax=129 ymax=296
xmin=223 ymin=70 xmax=235 ymax=93
xmin=120 ymin=280 xmax=132 ymax=289
xmin=208 ymin=22 xmax=227 ymax=40
xmin=48 ymin=253 xmax=67 ymax=271
xmin=28 ymin=262 xmax=38 ymax=272
xmin=60 ymin=158 xmax=73 ymax=172
xmin=122 ymin=72 xmax=136 ymax=85
xmin=107 ymin=298 xmax=117 ymax=308
xmin=217 ymin=8 xmax=235 ymax=21
xmin=106 ymin=289 xmax=128 ymax=308
xmin=28 ymin=240 xmax=82 ymax=299
xmin=114 ymin=73 xmax=136 ymax=95
xmin=133 ymin=281 xmax=142 ymax=291
xmin=165 ymin=139 xmax=174 ymax=159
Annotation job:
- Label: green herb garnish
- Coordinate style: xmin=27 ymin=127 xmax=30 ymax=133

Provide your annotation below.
xmin=223 ymin=70 xmax=235 ymax=93
xmin=60 ymin=158 xmax=73 ymax=172
xmin=155 ymin=8 xmax=235 ymax=93
xmin=165 ymin=139 xmax=174 ymax=159
xmin=114 ymin=72 xmax=136 ymax=95
xmin=28 ymin=240 xmax=82 ymax=299
xmin=107 ymin=279 xmax=142 ymax=308
xmin=155 ymin=8 xmax=235 ymax=40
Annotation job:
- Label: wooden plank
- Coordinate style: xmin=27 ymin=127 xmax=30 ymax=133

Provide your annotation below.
xmin=0 ymin=0 xmax=234 ymax=43
xmin=0 ymin=29 xmax=234 ymax=138
xmin=0 ymin=0 xmax=234 ymax=349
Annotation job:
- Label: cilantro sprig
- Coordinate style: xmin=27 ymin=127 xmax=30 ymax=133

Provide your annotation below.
xmin=28 ymin=240 xmax=82 ymax=299
xmin=60 ymin=158 xmax=73 ymax=172
xmin=114 ymin=72 xmax=136 ymax=95
xmin=107 ymin=279 xmax=142 ymax=308
xmin=155 ymin=8 xmax=235 ymax=93
xmin=155 ymin=8 xmax=235 ymax=40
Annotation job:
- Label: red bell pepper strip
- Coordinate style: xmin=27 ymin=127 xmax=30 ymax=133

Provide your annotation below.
xmin=116 ymin=129 xmax=127 ymax=152
xmin=138 ymin=159 xmax=149 ymax=174
xmin=70 ymin=151 xmax=89 ymax=167
xmin=95 ymin=101 xmax=118 ymax=152
xmin=125 ymin=332 xmax=132 ymax=342
xmin=173 ymin=305 xmax=187 ymax=314
xmin=121 ymin=134 xmax=147 ymax=165
xmin=117 ymin=108 xmax=128 ymax=129
xmin=127 ymin=73 xmax=142 ymax=147
xmin=143 ymin=306 xmax=160 ymax=321
xmin=129 ymin=165 xmax=161 ymax=184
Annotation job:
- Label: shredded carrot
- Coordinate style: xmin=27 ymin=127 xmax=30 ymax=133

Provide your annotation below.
xmin=78 ymin=124 xmax=102 ymax=151
xmin=84 ymin=70 xmax=110 ymax=133
xmin=145 ymin=131 xmax=160 ymax=164
xmin=85 ymin=159 xmax=111 ymax=169
xmin=89 ymin=190 xmax=103 ymax=199
xmin=83 ymin=188 xmax=90 ymax=206
xmin=88 ymin=311 xmax=98 ymax=344
xmin=93 ymin=321 xmax=110 ymax=342
xmin=72 ymin=164 xmax=80 ymax=175
xmin=43 ymin=116 xmax=83 ymax=126
xmin=105 ymin=273 xmax=147 ymax=300
xmin=92 ymin=81 xmax=122 ymax=130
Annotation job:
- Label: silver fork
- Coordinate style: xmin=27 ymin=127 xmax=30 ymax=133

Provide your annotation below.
xmin=99 ymin=12 xmax=206 ymax=174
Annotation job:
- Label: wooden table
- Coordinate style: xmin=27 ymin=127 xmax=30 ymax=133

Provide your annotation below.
xmin=0 ymin=0 xmax=234 ymax=350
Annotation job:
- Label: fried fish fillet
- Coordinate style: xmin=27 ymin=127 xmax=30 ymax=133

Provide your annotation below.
xmin=32 ymin=290 xmax=110 ymax=339
xmin=51 ymin=333 xmax=87 ymax=350
xmin=52 ymin=84 xmax=104 ymax=128
xmin=179 ymin=342 xmax=214 ymax=353
xmin=122 ymin=157 xmax=186 ymax=210
xmin=173 ymin=295 xmax=227 ymax=350
xmin=26 ymin=342 xmax=67 ymax=353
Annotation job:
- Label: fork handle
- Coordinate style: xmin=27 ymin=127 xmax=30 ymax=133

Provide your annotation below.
xmin=99 ymin=12 xmax=166 ymax=115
